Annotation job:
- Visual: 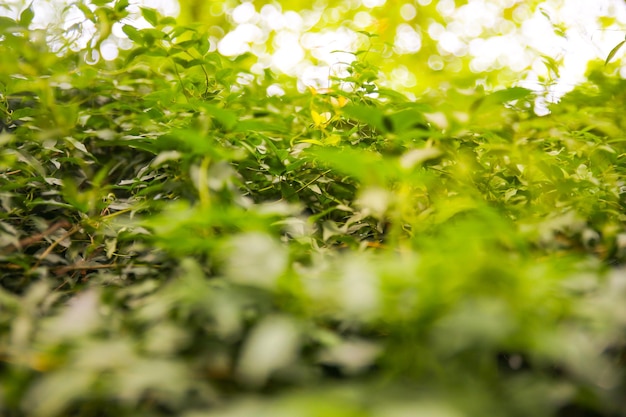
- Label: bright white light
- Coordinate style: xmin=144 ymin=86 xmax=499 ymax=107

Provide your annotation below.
xmin=390 ymin=65 xmax=417 ymax=88
xmin=431 ymin=0 xmax=626 ymax=100
xmin=232 ymin=2 xmax=256 ymax=24
xmin=301 ymin=28 xmax=359 ymax=65
xmin=9 ymin=0 xmax=626 ymax=97
xmin=283 ymin=11 xmax=304 ymax=31
xmin=428 ymin=22 xmax=445 ymax=40
xmin=218 ymin=23 xmax=263 ymax=56
xmin=299 ymin=65 xmax=332 ymax=90
xmin=218 ymin=32 xmax=247 ymax=56
xmin=454 ymin=1 xmax=499 ymax=31
xmin=141 ymin=0 xmax=179 ymax=17
xmin=266 ymin=84 xmax=286 ymax=97
xmin=100 ymin=40 xmax=119 ymax=61
xmin=354 ymin=11 xmax=374 ymax=28
xmin=260 ymin=4 xmax=284 ymax=30
xmin=437 ymin=0 xmax=456 ymax=16
xmin=363 ymin=0 xmax=387 ymax=8
xmin=439 ymin=31 xmax=466 ymax=56
xmin=272 ymin=31 xmax=304 ymax=73
xmin=394 ymin=24 xmax=422 ymax=54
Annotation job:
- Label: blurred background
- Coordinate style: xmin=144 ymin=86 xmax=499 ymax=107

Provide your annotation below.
xmin=2 ymin=0 xmax=626 ymax=104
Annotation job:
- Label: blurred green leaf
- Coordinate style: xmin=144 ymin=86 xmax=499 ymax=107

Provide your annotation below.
xmin=122 ymin=24 xmax=142 ymax=44
xmin=18 ymin=3 xmax=34 ymax=28
xmin=1 ymin=3 xmax=626 ymax=417
xmin=140 ymin=7 xmax=159 ymax=27
xmin=472 ymin=87 xmax=533 ymax=112
xmin=605 ymin=38 xmax=626 ymax=65
xmin=341 ymin=104 xmax=386 ymax=132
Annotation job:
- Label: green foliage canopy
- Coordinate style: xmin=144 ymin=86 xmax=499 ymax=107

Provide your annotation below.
xmin=1 ymin=1 xmax=626 ymax=416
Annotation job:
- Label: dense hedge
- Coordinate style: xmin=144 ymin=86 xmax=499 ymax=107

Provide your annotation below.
xmin=1 ymin=3 xmax=626 ymax=416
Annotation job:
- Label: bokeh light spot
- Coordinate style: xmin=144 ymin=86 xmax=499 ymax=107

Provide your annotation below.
xmin=394 ymin=24 xmax=422 ymax=54
xmin=232 ymin=2 xmax=256 ymax=24
xmin=428 ymin=55 xmax=444 ymax=71
xmin=100 ymin=40 xmax=119 ymax=61
xmin=363 ymin=0 xmax=387 ymax=8
xmin=400 ymin=3 xmax=417 ymax=21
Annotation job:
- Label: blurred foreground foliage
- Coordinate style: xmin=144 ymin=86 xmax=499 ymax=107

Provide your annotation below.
xmin=1 ymin=2 xmax=626 ymax=416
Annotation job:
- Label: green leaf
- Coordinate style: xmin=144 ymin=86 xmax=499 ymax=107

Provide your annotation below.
xmin=122 ymin=24 xmax=143 ymax=43
xmin=488 ymin=87 xmax=532 ymax=103
xmin=115 ymin=0 xmax=130 ymax=13
xmin=170 ymin=25 xmax=195 ymax=39
xmin=76 ymin=3 xmax=95 ymax=21
xmin=471 ymin=87 xmax=533 ymax=112
xmin=541 ymin=55 xmax=561 ymax=78
xmin=386 ymin=107 xmax=428 ymax=133
xmin=124 ymin=46 xmax=148 ymax=64
xmin=141 ymin=28 xmax=169 ymax=46
xmin=160 ymin=16 xmax=177 ymax=26
xmin=197 ymin=37 xmax=211 ymax=56
xmin=19 ymin=3 xmax=34 ymax=28
xmin=341 ymin=104 xmax=386 ymax=132
xmin=172 ymin=57 xmax=191 ymax=68
xmin=141 ymin=7 xmax=159 ymax=27
xmin=198 ymin=103 xmax=238 ymax=131
xmin=234 ymin=120 xmax=287 ymax=134
xmin=605 ymin=39 xmax=626 ymax=66
xmin=157 ymin=129 xmax=224 ymax=157
xmin=144 ymin=47 xmax=168 ymax=57
xmin=0 ymin=16 xmax=18 ymax=31
xmin=309 ymin=147 xmax=394 ymax=184
xmin=174 ymin=40 xmax=197 ymax=49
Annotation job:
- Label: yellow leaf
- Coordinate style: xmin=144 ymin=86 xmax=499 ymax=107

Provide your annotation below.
xmin=331 ymin=96 xmax=349 ymax=108
xmin=312 ymin=110 xmax=331 ymax=127
xmin=325 ymin=134 xmax=341 ymax=146
xmin=311 ymin=110 xmax=323 ymax=127
xmin=299 ymin=139 xmax=325 ymax=146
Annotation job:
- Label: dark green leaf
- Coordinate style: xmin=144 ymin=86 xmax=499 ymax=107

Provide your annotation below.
xmin=124 ymin=46 xmax=148 ymax=64
xmin=386 ymin=108 xmax=428 ymax=133
xmin=115 ymin=0 xmax=130 ymax=13
xmin=472 ymin=87 xmax=533 ymax=112
xmin=605 ymin=39 xmax=626 ymax=65
xmin=18 ymin=4 xmax=34 ymax=28
xmin=341 ymin=104 xmax=386 ymax=132
xmin=122 ymin=24 xmax=143 ymax=43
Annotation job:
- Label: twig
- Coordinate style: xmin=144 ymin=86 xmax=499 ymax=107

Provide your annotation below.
xmin=52 ymin=262 xmax=118 ymax=276
xmin=1 ymin=220 xmax=72 ymax=255
xmin=32 ymin=224 xmax=81 ymax=269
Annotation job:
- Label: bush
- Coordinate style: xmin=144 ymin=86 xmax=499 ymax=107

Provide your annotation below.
xmin=1 ymin=2 xmax=626 ymax=416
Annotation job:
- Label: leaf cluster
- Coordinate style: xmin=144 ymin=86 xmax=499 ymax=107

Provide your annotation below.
xmin=1 ymin=3 xmax=626 ymax=417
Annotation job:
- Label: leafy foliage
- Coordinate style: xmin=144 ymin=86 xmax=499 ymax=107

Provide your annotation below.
xmin=1 ymin=2 xmax=626 ymax=417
